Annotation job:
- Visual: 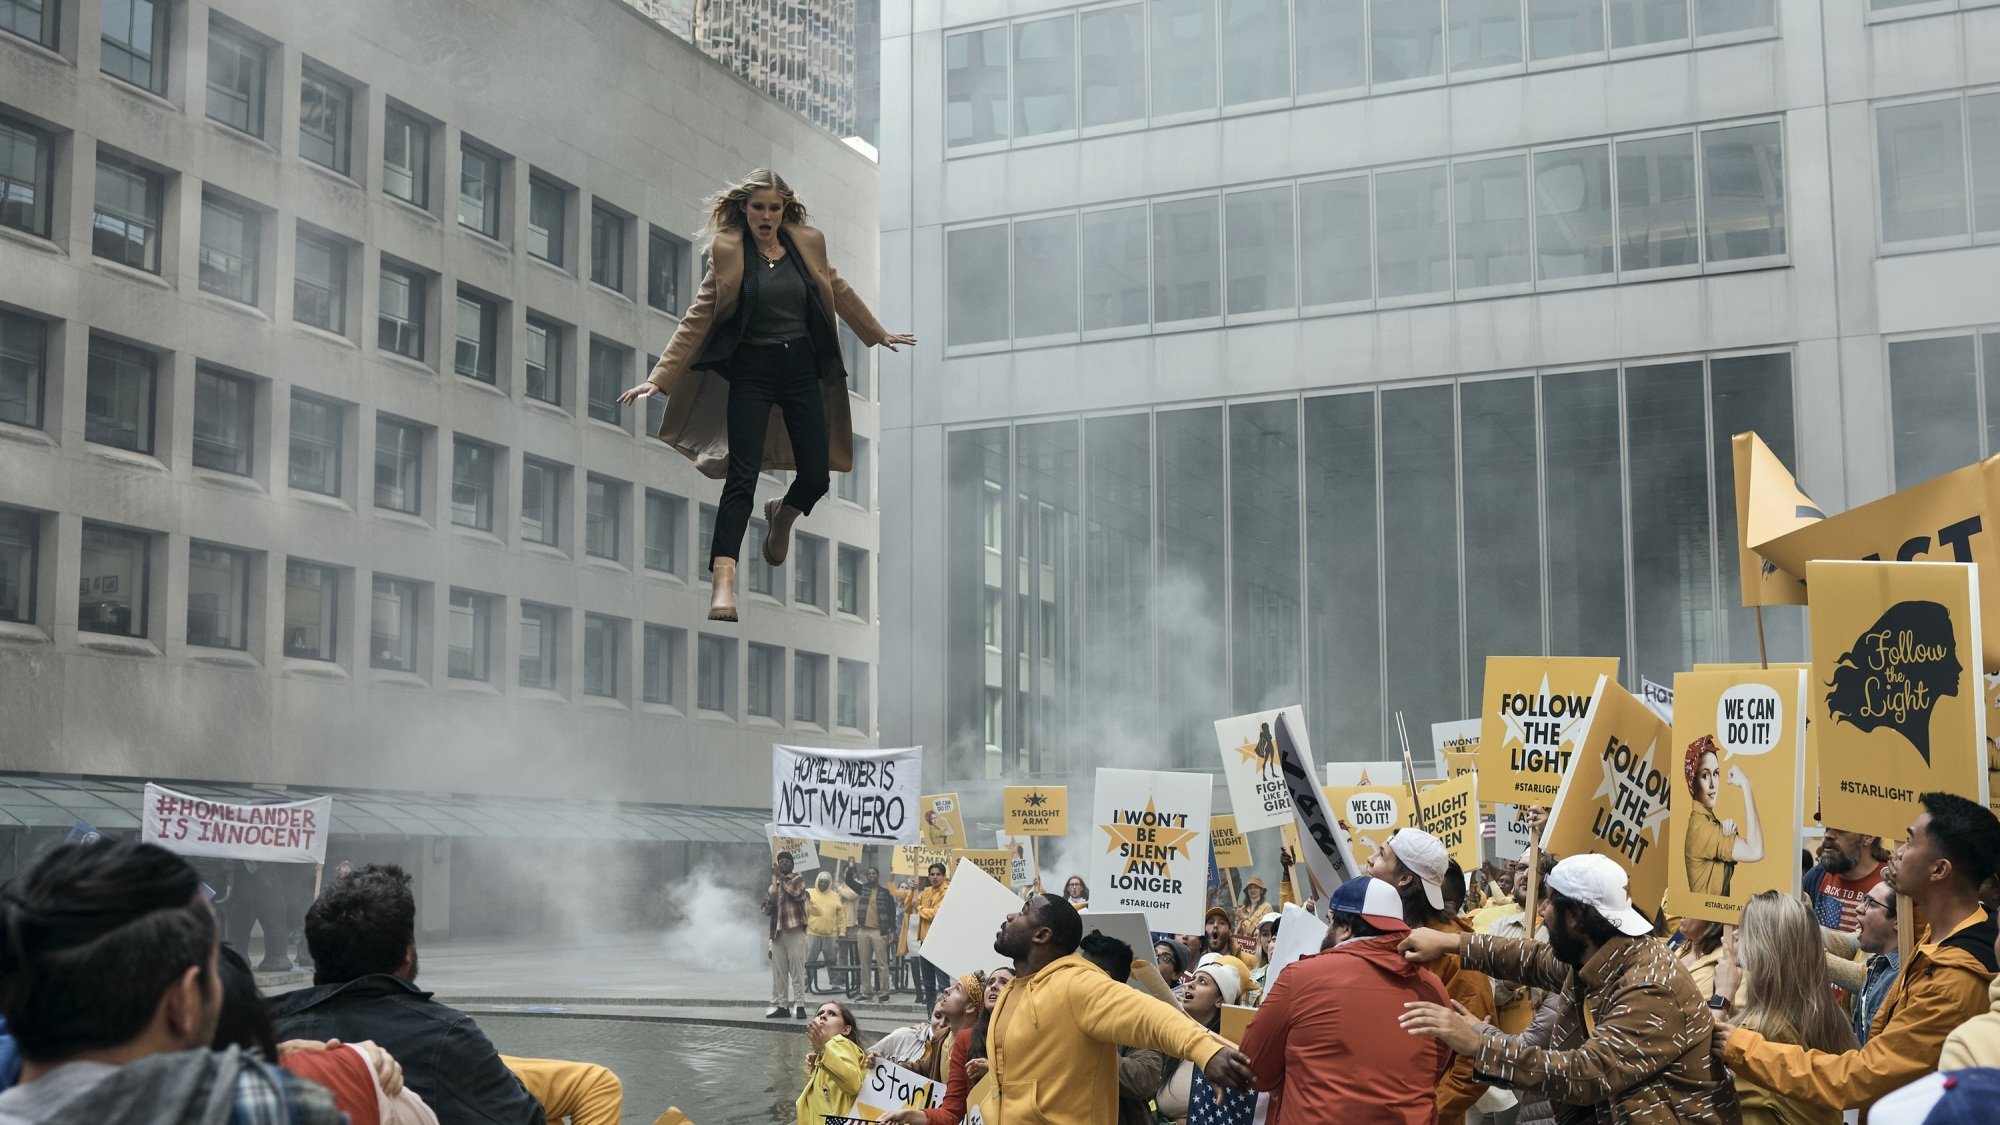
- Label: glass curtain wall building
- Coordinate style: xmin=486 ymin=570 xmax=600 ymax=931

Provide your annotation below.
xmin=880 ymin=0 xmax=1985 ymax=784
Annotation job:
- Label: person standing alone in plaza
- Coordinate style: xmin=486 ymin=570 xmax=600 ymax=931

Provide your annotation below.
xmin=846 ymin=863 xmax=900 ymax=1002
xmin=616 ymin=169 xmax=916 ymax=622
xmin=765 ymin=851 xmax=810 ymax=1019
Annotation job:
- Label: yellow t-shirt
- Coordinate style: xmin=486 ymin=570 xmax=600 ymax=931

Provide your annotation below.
xmin=1685 ymin=805 xmax=1732 ymax=895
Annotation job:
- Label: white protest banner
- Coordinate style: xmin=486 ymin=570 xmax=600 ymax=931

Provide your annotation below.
xmin=1091 ymin=767 xmax=1213 ymax=933
xmin=1431 ymin=720 xmax=1481 ymax=771
xmin=771 ymin=745 xmax=922 ymax=845
xmin=852 ymin=1060 xmax=942 ymax=1120
xmin=1324 ymin=761 xmax=1407 ymax=788
xmin=143 ymin=784 xmax=331 ymax=864
xmin=1492 ymin=804 xmax=1534 ymax=861
xmin=766 ymin=823 xmax=820 ymax=874
xmin=1273 ymin=712 xmax=1360 ymax=915
xmin=1262 ymin=902 xmax=1329 ymax=992
xmin=1640 ymin=677 xmax=1675 ymax=725
xmin=919 ymin=858 xmax=1024 ymax=979
xmin=1215 ymin=709 xmax=1298 ymax=832
xmin=995 ymin=831 xmax=1035 ymax=891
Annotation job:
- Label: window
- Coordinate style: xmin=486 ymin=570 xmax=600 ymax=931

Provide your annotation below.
xmin=521 ymin=456 xmax=563 ymax=547
xmin=454 ymin=289 xmax=498 ymax=383
xmin=382 ymin=108 xmax=429 ymax=208
xmin=1450 ymin=0 xmax=1522 ymax=73
xmin=458 ymin=142 xmax=501 ymax=238
xmin=192 ymin=366 xmax=254 ymax=476
xmin=205 ymin=22 xmax=265 ymax=136
xmin=1153 ymin=195 xmax=1221 ymax=321
xmin=370 ymin=575 xmax=419 ymax=671
xmin=299 ymin=65 xmax=352 ymax=175
xmin=642 ymin=623 xmax=682 ymax=706
xmin=1879 ymin=99 xmax=1967 ymax=245
xmin=947 ymin=224 xmax=1009 ymax=345
xmin=84 ymin=335 xmax=156 ymax=453
xmin=1014 ymin=213 xmax=1079 ymax=338
xmin=101 ymin=0 xmax=168 ymax=94
xmin=0 ymin=506 xmax=35 ymax=624
xmin=186 ymin=541 xmax=250 ymax=650
xmin=585 ymin=474 xmax=625 ymax=561
xmin=644 ymin=489 xmax=684 ymax=574
xmin=1703 ymin=121 xmax=1786 ymax=261
xmin=746 ymin=521 xmax=777 ymax=597
xmin=451 ymin=436 xmax=496 ymax=530
xmin=837 ymin=545 xmax=866 ymax=617
xmin=288 ymin=392 xmax=342 ymax=496
xmin=697 ymin=632 xmax=733 ymax=712
xmin=840 ymin=323 xmax=871 ymax=399
xmin=583 ymin=613 xmax=622 ymax=698
xmin=519 ymin=602 xmax=560 ymax=690
xmin=590 ymin=203 xmax=626 ymax=291
xmin=1376 ymin=165 xmax=1450 ymax=298
xmin=648 ymin=227 xmax=690 ymax=313
xmin=524 ymin=315 xmax=562 ymax=406
xmin=1151 ymin=0 xmax=1218 ymax=115
xmin=1372 ymin=0 xmax=1444 ymax=84
xmin=1081 ymin=4 xmax=1145 ymax=128
xmin=1888 ymin=335 xmax=1981 ymax=489
xmin=294 ymin=226 xmax=348 ymax=333
xmin=0 ymin=116 xmax=53 ymax=238
xmin=1300 ymin=176 xmax=1372 ymax=305
xmin=1224 ymin=184 xmax=1297 ymax=313
xmin=837 ymin=659 xmax=868 ymax=730
xmin=1453 ymin=155 xmax=1531 ymax=291
xmin=1222 ymin=0 xmax=1290 ymax=104
xmin=1080 ymin=205 xmax=1148 ymax=331
xmin=794 ymin=533 xmax=825 ymax=607
xmin=587 ymin=336 xmax=628 ymax=423
xmin=747 ymin=642 xmax=782 ymax=718
xmin=373 ymin=415 xmax=423 ymax=514
xmin=1534 ymin=144 xmax=1614 ymax=280
xmin=1528 ymin=0 xmax=1605 ymax=61
xmin=447 ymin=588 xmax=492 ymax=680
xmin=79 ymin=521 xmax=149 ymax=637
xmin=528 ymin=176 xmax=565 ymax=265
xmin=794 ymin=651 xmax=827 ymax=724
xmin=1014 ymin=15 xmax=1075 ymax=136
xmin=1695 ymin=0 xmax=1772 ymax=35
xmin=378 ymin=261 xmax=425 ymax=360
xmin=1617 ymin=132 xmax=1698 ymax=272
xmin=1296 ymin=0 xmax=1366 ymax=95
xmin=199 ymin=194 xmax=260 ymax=305
xmin=283 ymin=560 xmax=338 ymax=660
xmin=1611 ymin=0 xmax=1691 ymax=48
xmin=0 ymin=0 xmax=58 ymax=48
xmin=945 ymin=26 xmax=1007 ymax=147
xmin=0 ymin=311 xmax=47 ymax=429
xmin=93 ymin=153 xmax=161 ymax=272
xmin=839 ymin=436 xmax=871 ymax=507
xmin=699 ymin=504 xmax=716 ymax=574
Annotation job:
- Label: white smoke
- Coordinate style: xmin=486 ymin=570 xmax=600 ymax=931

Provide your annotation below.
xmin=660 ymin=862 xmax=767 ymax=971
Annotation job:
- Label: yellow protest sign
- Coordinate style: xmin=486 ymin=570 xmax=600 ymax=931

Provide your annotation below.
xmin=1443 ymin=751 xmax=1479 ymax=782
xmin=1211 ymin=815 xmax=1253 ymax=869
xmin=1695 ymin=663 xmax=1820 ymax=834
xmin=1808 ymin=560 xmax=1988 ymax=842
xmin=1478 ymin=656 xmax=1622 ymax=807
xmin=1416 ymin=771 xmax=1480 ymax=871
xmin=1668 ymin=668 xmax=1809 ymax=925
xmin=1322 ymin=784 xmax=1415 ymax=862
xmin=953 ymin=849 xmax=1014 ymax=888
xmin=920 ymin=793 xmax=966 ymax=849
xmin=1003 ymin=785 xmax=1069 ymax=836
xmin=1732 ymin=431 xmax=1821 ymax=607
xmin=893 ymin=844 xmax=950 ymax=878
xmin=1756 ymin=454 xmax=2000 ymax=668
xmin=1545 ymin=677 xmax=1673 ymax=915
xmin=1988 ymin=673 xmax=2000 ymax=821
xmin=818 ymin=840 xmax=863 ymax=863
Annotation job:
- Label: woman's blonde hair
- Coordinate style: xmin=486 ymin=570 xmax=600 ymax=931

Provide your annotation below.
xmin=699 ymin=168 xmax=808 ymax=241
xmin=1735 ymin=891 xmax=1859 ymax=1053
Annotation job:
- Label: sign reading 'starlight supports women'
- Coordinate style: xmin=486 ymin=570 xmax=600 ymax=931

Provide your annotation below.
xmin=1809 ymin=560 xmax=1988 ymax=842
xmin=1091 ymin=767 xmax=1212 ymax=934
xmin=1667 ymin=668 xmax=1808 ymax=925
xmin=1478 ymin=656 xmax=1621 ymax=807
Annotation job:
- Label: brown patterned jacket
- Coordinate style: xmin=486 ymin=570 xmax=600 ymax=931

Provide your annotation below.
xmin=1462 ymin=933 xmax=1742 ymax=1125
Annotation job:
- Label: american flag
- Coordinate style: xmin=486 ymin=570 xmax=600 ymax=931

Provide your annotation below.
xmin=1189 ymin=1069 xmax=1266 ymax=1125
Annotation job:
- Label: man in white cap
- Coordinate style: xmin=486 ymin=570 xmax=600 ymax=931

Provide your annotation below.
xmin=1369 ymin=828 xmax=1494 ymax=1120
xmin=1397 ymin=853 xmax=1739 ymax=1123
xmin=1240 ymin=876 xmax=1450 ymax=1125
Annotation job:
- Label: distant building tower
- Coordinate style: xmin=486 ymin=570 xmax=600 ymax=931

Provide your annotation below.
xmin=628 ymin=0 xmax=871 ymax=145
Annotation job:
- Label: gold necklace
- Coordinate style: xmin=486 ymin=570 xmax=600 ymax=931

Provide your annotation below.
xmin=756 ymin=243 xmax=782 ymax=269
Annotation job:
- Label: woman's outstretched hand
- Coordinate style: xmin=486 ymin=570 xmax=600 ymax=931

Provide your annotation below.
xmin=616 ymin=382 xmax=658 ymax=405
xmin=879 ymin=332 xmax=918 ymax=351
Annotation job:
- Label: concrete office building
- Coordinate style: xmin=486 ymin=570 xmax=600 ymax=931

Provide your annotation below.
xmin=0 ymin=0 xmax=884 ymax=929
xmin=632 ymin=0 xmax=875 ymax=144
xmin=878 ymin=0 xmax=2000 ymax=791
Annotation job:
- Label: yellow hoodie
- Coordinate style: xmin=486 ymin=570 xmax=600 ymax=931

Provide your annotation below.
xmin=1939 ymin=974 xmax=2000 ymax=1069
xmin=983 ymin=953 xmax=1224 ymax=1125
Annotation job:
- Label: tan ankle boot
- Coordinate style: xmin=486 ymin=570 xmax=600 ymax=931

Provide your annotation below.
xmin=762 ymin=498 xmax=800 ymax=567
xmin=708 ymin=558 xmax=739 ymax=621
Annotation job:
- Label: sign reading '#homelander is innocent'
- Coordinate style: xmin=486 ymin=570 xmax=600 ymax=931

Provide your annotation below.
xmin=143 ymin=784 xmax=332 ymax=864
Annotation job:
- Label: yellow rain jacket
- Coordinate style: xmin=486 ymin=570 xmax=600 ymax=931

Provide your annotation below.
xmin=795 ymin=1034 xmax=864 ymax=1125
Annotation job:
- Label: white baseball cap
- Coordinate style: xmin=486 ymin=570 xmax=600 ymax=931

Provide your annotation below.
xmin=1387 ymin=828 xmax=1449 ymax=911
xmin=1546 ymin=854 xmax=1654 ymax=937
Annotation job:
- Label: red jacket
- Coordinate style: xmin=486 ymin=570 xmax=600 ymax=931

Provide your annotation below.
xmin=922 ymin=1028 xmax=974 ymax=1125
xmin=1241 ymin=935 xmax=1452 ymax=1125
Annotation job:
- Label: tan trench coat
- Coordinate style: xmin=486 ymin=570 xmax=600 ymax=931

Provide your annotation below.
xmin=645 ymin=224 xmax=888 ymax=479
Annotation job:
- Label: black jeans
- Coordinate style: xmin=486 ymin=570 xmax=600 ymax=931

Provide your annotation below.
xmin=915 ymin=958 xmax=948 ymax=1010
xmin=710 ymin=339 xmax=830 ymax=567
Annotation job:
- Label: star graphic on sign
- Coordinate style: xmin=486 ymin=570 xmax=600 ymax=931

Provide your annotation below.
xmin=1232 ymin=739 xmax=1259 ymax=766
xmin=1100 ymin=798 xmax=1199 ymax=875
xmin=1591 ymin=733 xmax=1673 ymax=844
xmin=1502 ymin=674 xmax=1594 ymax=758
xmin=1023 ymin=792 xmax=1048 ymax=808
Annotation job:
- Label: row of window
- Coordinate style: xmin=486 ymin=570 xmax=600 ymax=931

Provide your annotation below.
xmin=944 ymin=0 xmax=1778 ymax=150
xmin=0 ymin=506 xmax=871 ymax=727
xmin=0 ymin=314 xmax=877 ymax=586
xmin=945 ymin=118 xmax=1785 ymax=347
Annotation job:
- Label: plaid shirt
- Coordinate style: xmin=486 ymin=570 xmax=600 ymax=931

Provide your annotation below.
xmin=229 ymin=1059 xmax=342 ymax=1125
xmin=764 ymin=871 xmax=808 ymax=934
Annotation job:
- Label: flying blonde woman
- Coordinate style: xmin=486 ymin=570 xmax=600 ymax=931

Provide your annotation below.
xmin=619 ymin=169 xmax=915 ymax=621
